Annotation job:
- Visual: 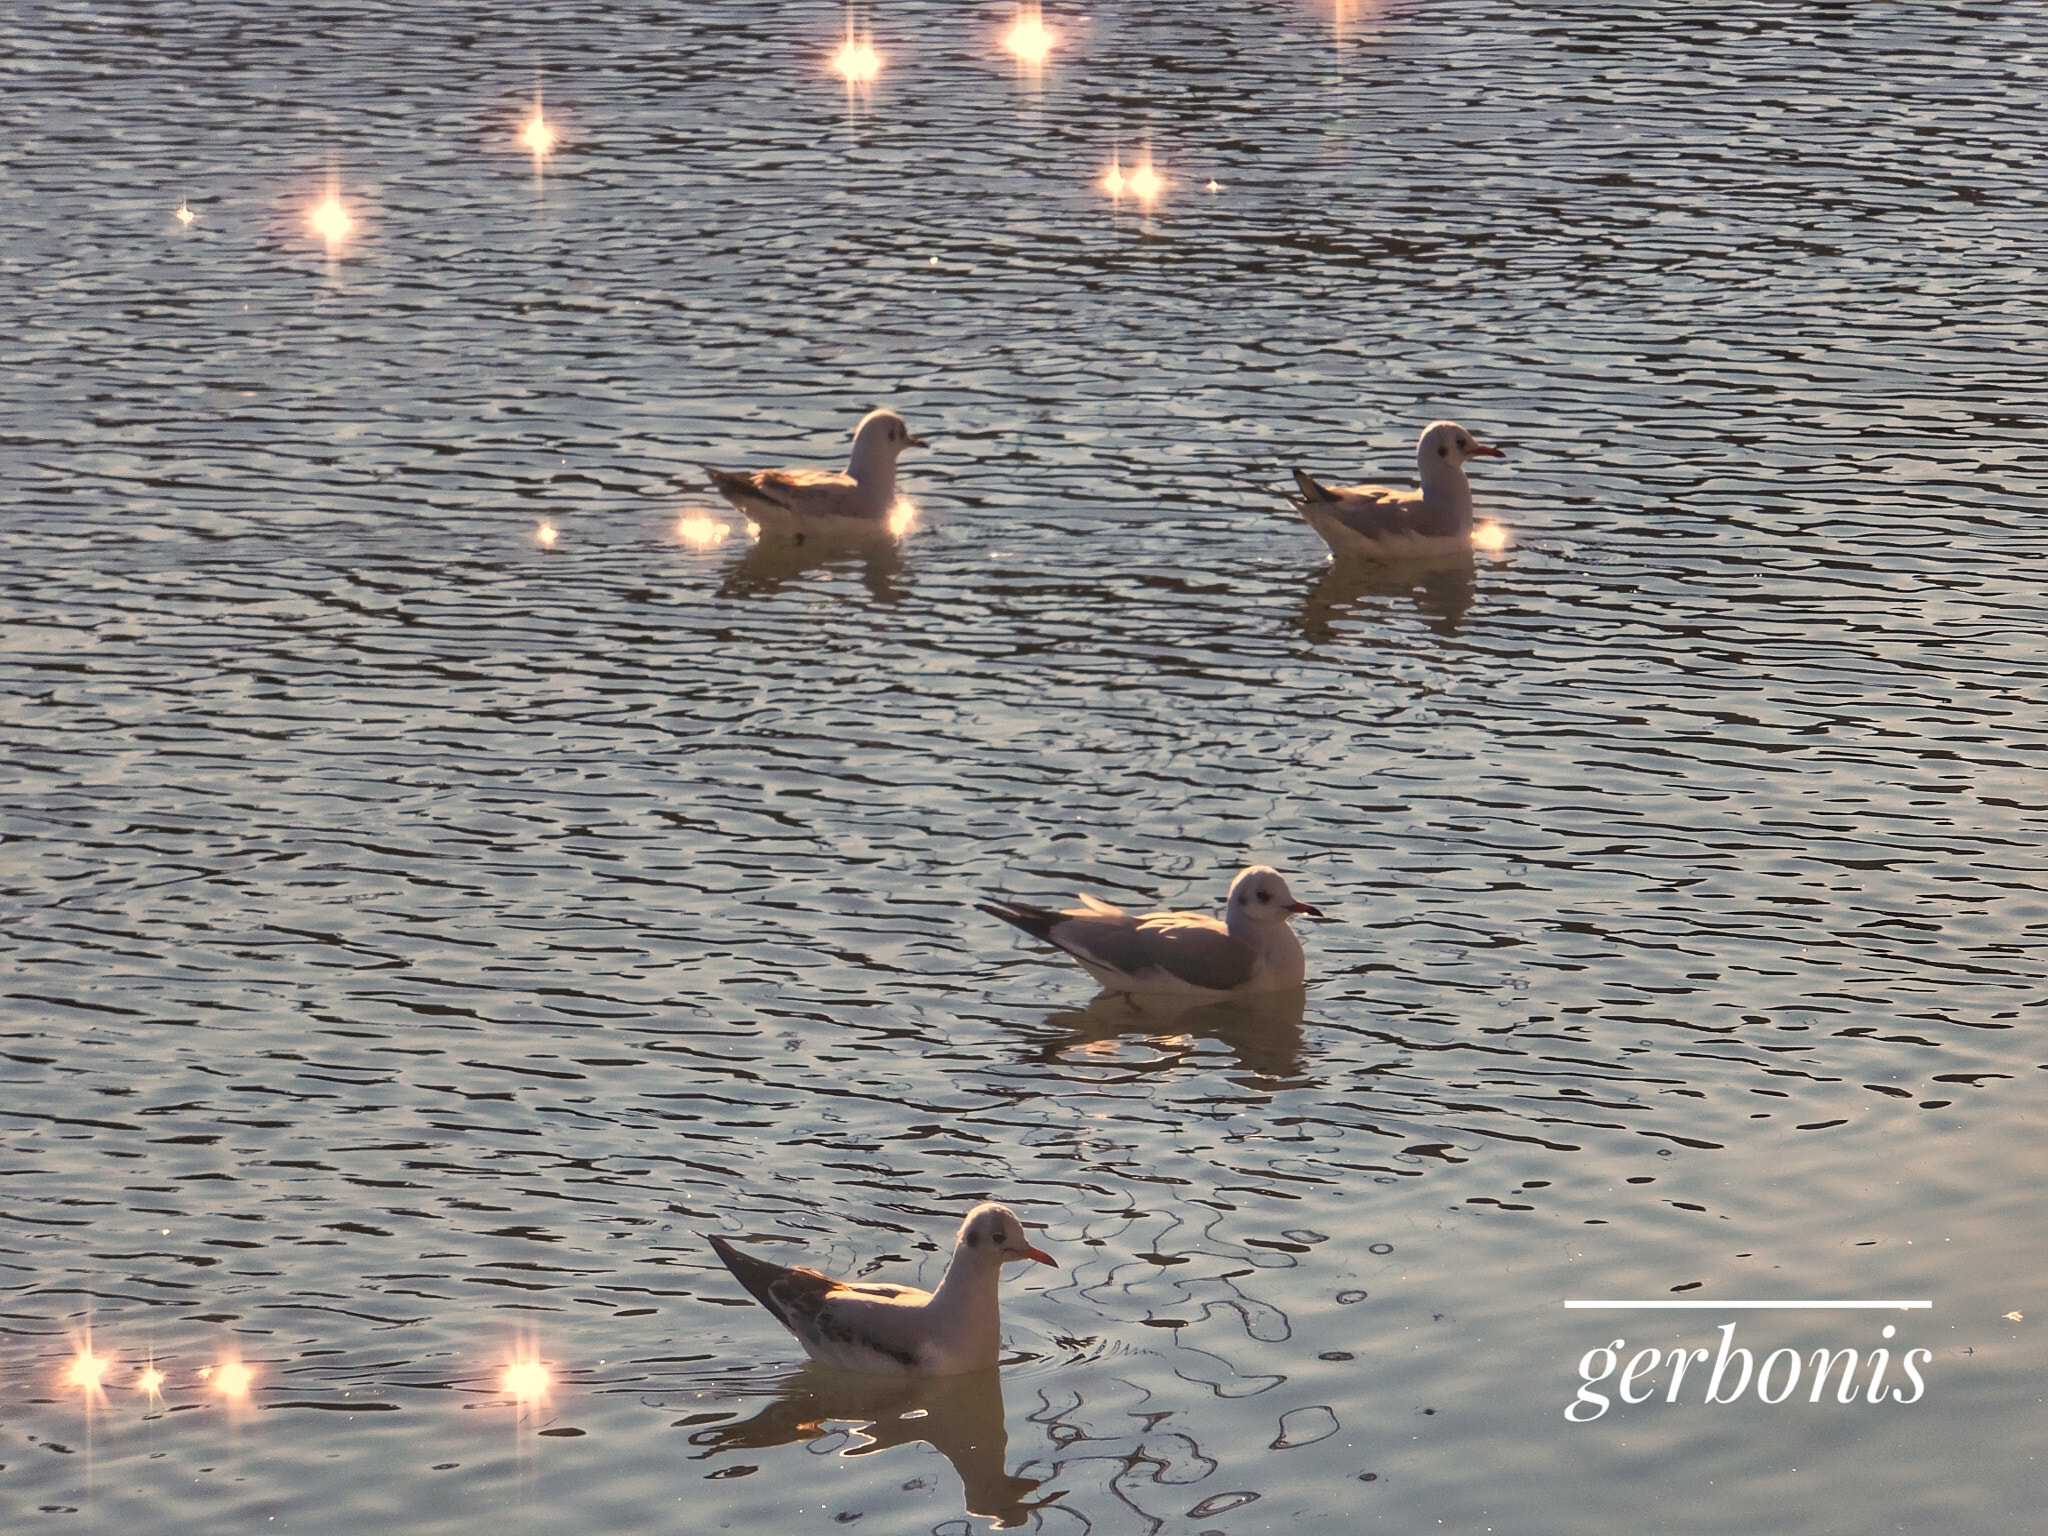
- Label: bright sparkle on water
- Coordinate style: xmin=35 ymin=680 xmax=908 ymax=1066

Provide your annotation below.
xmin=518 ymin=106 xmax=557 ymax=165
xmin=307 ymin=191 xmax=353 ymax=251
xmin=502 ymin=1359 xmax=550 ymax=1401
xmin=175 ymin=202 xmax=194 ymax=224
xmin=1473 ymin=522 xmax=1508 ymax=553
xmin=212 ymin=1360 xmax=253 ymax=1400
xmin=535 ymin=521 xmax=559 ymax=548
xmin=830 ymin=23 xmax=881 ymax=89
xmin=1002 ymin=5 xmax=1058 ymax=70
xmin=676 ymin=513 xmax=731 ymax=548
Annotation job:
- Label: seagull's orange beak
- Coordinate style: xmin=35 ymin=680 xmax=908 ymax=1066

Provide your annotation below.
xmin=1024 ymin=1243 xmax=1057 ymax=1267
xmin=906 ymin=434 xmax=928 ymax=449
xmin=1469 ymin=443 xmax=1505 ymax=458
xmin=1285 ymin=901 xmax=1323 ymax=917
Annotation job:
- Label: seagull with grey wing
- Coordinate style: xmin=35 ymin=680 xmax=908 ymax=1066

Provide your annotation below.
xmin=708 ymin=1203 xmax=1055 ymax=1377
xmin=698 ymin=408 xmax=926 ymax=529
xmin=1288 ymin=419 xmax=1504 ymax=560
xmin=981 ymin=865 xmax=1323 ymax=997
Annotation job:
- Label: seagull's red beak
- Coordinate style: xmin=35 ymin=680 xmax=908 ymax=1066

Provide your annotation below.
xmin=1024 ymin=1243 xmax=1057 ymax=1267
xmin=1469 ymin=443 xmax=1505 ymax=458
xmin=906 ymin=434 xmax=928 ymax=449
xmin=1285 ymin=901 xmax=1323 ymax=917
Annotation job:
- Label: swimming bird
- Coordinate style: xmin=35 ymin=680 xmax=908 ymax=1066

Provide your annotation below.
xmin=699 ymin=408 xmax=926 ymax=528
xmin=708 ymin=1203 xmax=1055 ymax=1377
xmin=981 ymin=865 xmax=1323 ymax=997
xmin=1288 ymin=419 xmax=1504 ymax=560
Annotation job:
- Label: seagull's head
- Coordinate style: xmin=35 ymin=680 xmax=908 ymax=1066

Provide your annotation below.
xmin=1418 ymin=420 xmax=1504 ymax=468
xmin=957 ymin=1202 xmax=1057 ymax=1268
xmin=853 ymin=408 xmax=927 ymax=459
xmin=1229 ymin=865 xmax=1322 ymax=924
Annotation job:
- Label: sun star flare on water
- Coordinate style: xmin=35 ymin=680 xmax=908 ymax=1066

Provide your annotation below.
xmin=1473 ymin=522 xmax=1508 ymax=553
xmin=677 ymin=513 xmax=731 ymax=548
xmin=1002 ymin=5 xmax=1059 ymax=70
xmin=64 ymin=1349 xmax=111 ymax=1393
xmin=830 ymin=20 xmax=882 ymax=89
xmin=536 ymin=522 xmax=560 ymax=549
xmin=519 ymin=107 xmax=557 ymax=166
xmin=308 ymin=190 xmax=354 ymax=252
xmin=503 ymin=1359 xmax=551 ymax=1401
xmin=213 ymin=1360 xmax=253 ymax=1400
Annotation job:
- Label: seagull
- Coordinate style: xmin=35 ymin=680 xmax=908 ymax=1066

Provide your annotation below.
xmin=708 ymin=1203 xmax=1055 ymax=1377
xmin=1288 ymin=420 xmax=1504 ymax=560
xmin=981 ymin=865 xmax=1323 ymax=997
xmin=698 ymin=408 xmax=926 ymax=528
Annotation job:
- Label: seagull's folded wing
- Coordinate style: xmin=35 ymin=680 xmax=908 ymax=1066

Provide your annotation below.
xmin=750 ymin=468 xmax=872 ymax=518
xmin=1055 ymin=910 xmax=1255 ymax=991
xmin=1314 ymin=485 xmax=1428 ymax=540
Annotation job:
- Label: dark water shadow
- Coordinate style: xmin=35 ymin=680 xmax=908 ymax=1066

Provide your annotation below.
xmin=687 ymin=1365 xmax=1051 ymax=1528
xmin=1294 ymin=552 xmax=1477 ymax=638
xmin=1015 ymin=987 xmax=1313 ymax=1086
xmin=717 ymin=523 xmax=909 ymax=603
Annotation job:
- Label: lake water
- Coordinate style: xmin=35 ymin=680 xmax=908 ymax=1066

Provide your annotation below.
xmin=4 ymin=1 xmax=2045 ymax=1531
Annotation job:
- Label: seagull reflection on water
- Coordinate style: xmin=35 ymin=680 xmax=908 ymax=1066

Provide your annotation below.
xmin=689 ymin=1365 xmax=1050 ymax=1529
xmin=717 ymin=519 xmax=909 ymax=603
xmin=1295 ymin=551 xmax=1477 ymax=640
xmin=1021 ymin=987 xmax=1312 ymax=1084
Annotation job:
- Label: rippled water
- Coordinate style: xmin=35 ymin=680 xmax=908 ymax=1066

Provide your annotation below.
xmin=5 ymin=0 xmax=2046 ymax=1531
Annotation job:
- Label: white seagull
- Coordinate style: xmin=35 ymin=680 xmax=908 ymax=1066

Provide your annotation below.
xmin=699 ymin=408 xmax=926 ymax=528
xmin=708 ymin=1203 xmax=1056 ymax=1377
xmin=1288 ymin=419 xmax=1504 ymax=560
xmin=981 ymin=865 xmax=1323 ymax=997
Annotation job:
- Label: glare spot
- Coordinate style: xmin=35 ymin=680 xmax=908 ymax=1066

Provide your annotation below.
xmin=137 ymin=1365 xmax=166 ymax=1399
xmin=519 ymin=107 xmax=557 ymax=166
xmin=676 ymin=513 xmax=731 ymax=549
xmin=503 ymin=1359 xmax=551 ymax=1402
xmin=1206 ymin=179 xmax=1221 ymax=193
xmin=1472 ymin=522 xmax=1508 ymax=554
xmin=887 ymin=499 xmax=918 ymax=538
xmin=536 ymin=522 xmax=560 ymax=549
xmin=213 ymin=1360 xmax=253 ymax=1400
xmin=1100 ymin=158 xmax=1127 ymax=198
xmin=1002 ymin=4 xmax=1059 ymax=70
xmin=307 ymin=190 xmax=353 ymax=252
xmin=830 ymin=15 xmax=882 ymax=89
xmin=64 ymin=1349 xmax=111 ymax=1393
xmin=175 ymin=203 xmax=195 ymax=225
xmin=1127 ymin=161 xmax=1163 ymax=203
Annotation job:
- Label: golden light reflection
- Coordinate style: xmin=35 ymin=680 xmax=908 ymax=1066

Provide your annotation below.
xmin=137 ymin=1364 xmax=166 ymax=1400
xmin=307 ymin=187 xmax=354 ymax=253
xmin=676 ymin=512 xmax=731 ymax=548
xmin=518 ymin=106 xmax=558 ymax=168
xmin=213 ymin=1359 xmax=253 ymax=1400
xmin=63 ymin=1348 xmax=112 ymax=1395
xmin=536 ymin=522 xmax=560 ymax=549
xmin=743 ymin=519 xmax=762 ymax=541
xmin=503 ymin=1358 xmax=551 ymax=1402
xmin=1472 ymin=522 xmax=1508 ymax=554
xmin=1127 ymin=160 xmax=1163 ymax=203
xmin=176 ymin=202 xmax=195 ymax=225
xmin=829 ymin=11 xmax=882 ymax=91
xmin=1001 ymin=4 xmax=1059 ymax=70
xmin=1100 ymin=157 xmax=1126 ymax=198
xmin=1206 ymin=179 xmax=1222 ymax=193
xmin=886 ymin=498 xmax=918 ymax=538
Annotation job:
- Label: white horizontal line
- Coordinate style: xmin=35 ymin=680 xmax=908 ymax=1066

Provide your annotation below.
xmin=1564 ymin=1300 xmax=1931 ymax=1310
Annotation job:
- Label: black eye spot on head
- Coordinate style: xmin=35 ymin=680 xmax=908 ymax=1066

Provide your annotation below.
xmin=1456 ymin=438 xmax=1468 ymax=450
xmin=1257 ymin=888 xmax=1272 ymax=903
xmin=992 ymin=1222 xmax=1007 ymax=1244
xmin=1437 ymin=444 xmax=1448 ymax=457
